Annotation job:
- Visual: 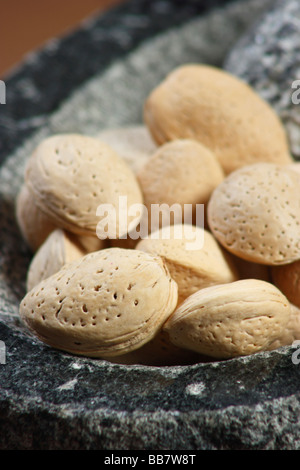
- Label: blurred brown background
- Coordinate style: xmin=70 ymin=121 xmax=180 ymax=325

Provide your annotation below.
xmin=0 ymin=0 xmax=126 ymax=78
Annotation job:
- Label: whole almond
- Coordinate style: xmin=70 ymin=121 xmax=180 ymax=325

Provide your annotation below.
xmin=163 ymin=279 xmax=290 ymax=359
xmin=25 ymin=134 xmax=143 ymax=239
xmin=136 ymin=224 xmax=238 ymax=305
xmin=144 ymin=64 xmax=292 ymax=174
xmin=208 ymin=163 xmax=300 ymax=265
xmin=97 ymin=125 xmax=157 ymax=174
xmin=16 ymin=184 xmax=57 ymax=252
xmin=26 ymin=228 xmax=86 ymax=292
xmin=19 ymin=248 xmax=178 ymax=358
xmin=137 ymin=139 xmax=224 ymax=230
xmin=16 ymin=183 xmax=105 ymax=254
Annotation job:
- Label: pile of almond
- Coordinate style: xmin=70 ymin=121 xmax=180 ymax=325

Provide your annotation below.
xmin=17 ymin=64 xmax=300 ymax=366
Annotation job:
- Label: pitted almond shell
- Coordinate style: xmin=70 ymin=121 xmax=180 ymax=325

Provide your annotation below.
xmin=16 ymin=184 xmax=57 ymax=252
xmin=163 ymin=279 xmax=290 ymax=359
xmin=208 ymin=163 xmax=300 ymax=265
xmin=25 ymin=134 xmax=143 ymax=238
xmin=16 ymin=183 xmax=105 ymax=254
xmin=136 ymin=224 xmax=238 ymax=305
xmin=137 ymin=139 xmax=224 ymax=228
xmin=97 ymin=125 xmax=157 ymax=174
xmin=144 ymin=64 xmax=292 ymax=174
xmin=26 ymin=228 xmax=86 ymax=292
xmin=19 ymin=248 xmax=178 ymax=357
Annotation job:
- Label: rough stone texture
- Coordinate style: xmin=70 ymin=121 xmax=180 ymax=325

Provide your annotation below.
xmin=225 ymin=0 xmax=300 ymax=159
xmin=1 ymin=0 xmax=298 ymax=450
xmin=1 ymin=321 xmax=300 ymax=450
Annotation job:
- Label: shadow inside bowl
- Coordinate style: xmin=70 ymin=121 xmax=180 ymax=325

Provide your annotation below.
xmin=0 ymin=195 xmax=32 ymax=306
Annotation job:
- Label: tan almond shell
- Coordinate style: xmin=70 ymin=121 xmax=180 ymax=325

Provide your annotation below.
xmin=136 ymin=224 xmax=238 ymax=305
xmin=19 ymin=248 xmax=178 ymax=358
xmin=26 ymin=228 xmax=86 ymax=292
xmin=25 ymin=134 xmax=143 ymax=238
xmin=144 ymin=64 xmax=292 ymax=175
xmin=163 ymin=279 xmax=290 ymax=359
xmin=16 ymin=183 xmax=105 ymax=254
xmin=271 ymin=259 xmax=300 ymax=308
xmin=16 ymin=184 xmax=57 ymax=252
xmin=268 ymin=304 xmax=300 ymax=351
xmin=137 ymin=139 xmax=224 ymax=229
xmin=207 ymin=163 xmax=300 ymax=265
xmin=96 ymin=125 xmax=157 ymax=174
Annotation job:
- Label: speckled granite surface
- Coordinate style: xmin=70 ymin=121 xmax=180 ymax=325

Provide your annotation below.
xmin=225 ymin=0 xmax=300 ymax=159
xmin=1 ymin=320 xmax=300 ymax=450
xmin=1 ymin=0 xmax=300 ymax=450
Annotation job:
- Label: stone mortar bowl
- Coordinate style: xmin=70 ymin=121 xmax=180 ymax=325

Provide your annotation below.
xmin=1 ymin=0 xmax=299 ymax=450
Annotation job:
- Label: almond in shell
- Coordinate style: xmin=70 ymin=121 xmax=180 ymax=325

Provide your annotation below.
xmin=137 ymin=139 xmax=224 ymax=230
xmin=26 ymin=228 xmax=86 ymax=292
xmin=136 ymin=224 xmax=238 ymax=305
xmin=16 ymin=184 xmax=57 ymax=252
xmin=208 ymin=163 xmax=300 ymax=265
xmin=144 ymin=64 xmax=292 ymax=174
xmin=19 ymin=248 xmax=178 ymax=358
xmin=163 ymin=279 xmax=290 ymax=359
xmin=24 ymin=134 xmax=143 ymax=239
